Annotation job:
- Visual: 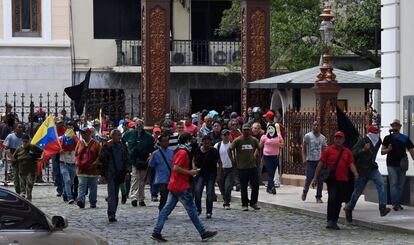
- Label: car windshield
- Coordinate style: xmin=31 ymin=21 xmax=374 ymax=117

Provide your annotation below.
xmin=0 ymin=189 xmax=50 ymax=230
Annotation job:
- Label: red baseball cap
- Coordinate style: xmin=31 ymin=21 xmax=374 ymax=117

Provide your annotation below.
xmin=334 ymin=131 xmax=345 ymax=138
xmin=128 ymin=122 xmax=136 ymax=128
xmin=153 ymin=127 xmax=161 ymax=133
xmin=367 ymin=125 xmax=380 ymax=134
xmin=263 ymin=111 xmax=275 ymax=119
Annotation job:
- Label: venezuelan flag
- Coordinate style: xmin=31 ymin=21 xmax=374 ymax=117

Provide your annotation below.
xmin=31 ymin=115 xmax=62 ymax=175
xmin=60 ymin=128 xmax=78 ymax=152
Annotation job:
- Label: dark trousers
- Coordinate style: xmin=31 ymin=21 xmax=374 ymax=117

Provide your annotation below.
xmin=149 ymin=170 xmax=159 ymax=198
xmin=327 ymin=180 xmax=349 ymax=223
xmin=239 ymin=167 xmax=259 ymax=207
xmin=194 ymin=173 xmax=216 ymax=214
xmin=263 ymin=156 xmax=279 ymax=190
xmin=13 ymin=164 xmax=20 ymax=194
xmin=52 ymin=155 xmax=64 ymax=195
xmin=219 ymin=168 xmax=234 ymax=205
xmin=107 ymin=177 xmax=120 ymax=219
xmin=158 ymin=183 xmax=169 ymax=211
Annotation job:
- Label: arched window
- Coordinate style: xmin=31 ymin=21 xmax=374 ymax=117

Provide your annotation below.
xmin=12 ymin=0 xmax=41 ymax=37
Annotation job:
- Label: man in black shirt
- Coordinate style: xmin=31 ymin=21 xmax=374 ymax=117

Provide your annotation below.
xmin=381 ymin=119 xmax=414 ymax=211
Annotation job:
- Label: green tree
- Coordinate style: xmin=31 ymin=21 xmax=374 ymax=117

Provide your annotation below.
xmin=218 ymin=0 xmax=380 ymax=72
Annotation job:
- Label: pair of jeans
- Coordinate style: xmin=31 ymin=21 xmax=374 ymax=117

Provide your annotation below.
xmin=158 ymin=183 xmax=169 ymax=211
xmin=238 ymin=167 xmax=259 ymax=207
xmin=327 ymin=181 xmax=348 ymax=223
xmin=60 ymin=162 xmax=76 ymax=201
xmin=107 ymin=177 xmax=120 ymax=219
xmin=77 ymin=176 xmax=98 ymax=205
xmin=303 ymin=160 xmax=323 ymax=199
xmin=219 ymin=168 xmax=234 ymax=205
xmin=153 ymin=189 xmax=207 ymax=236
xmin=52 ymin=155 xmax=64 ymax=195
xmin=347 ymin=169 xmax=387 ymax=210
xmin=194 ymin=173 xmax=216 ymax=215
xmin=387 ymin=166 xmax=406 ymax=206
xmin=263 ymin=155 xmax=279 ymax=190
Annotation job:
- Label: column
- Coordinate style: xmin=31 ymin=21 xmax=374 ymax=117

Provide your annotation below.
xmin=141 ymin=0 xmax=171 ymax=126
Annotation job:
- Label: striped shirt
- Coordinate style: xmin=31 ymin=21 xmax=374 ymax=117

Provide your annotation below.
xmin=156 ymin=132 xmax=179 ymax=151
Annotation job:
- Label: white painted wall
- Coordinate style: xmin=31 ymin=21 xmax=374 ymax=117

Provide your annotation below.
xmin=300 ymin=88 xmax=366 ymax=111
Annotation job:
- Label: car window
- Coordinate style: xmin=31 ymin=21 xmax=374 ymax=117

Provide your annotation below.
xmin=0 ymin=189 xmax=49 ymax=230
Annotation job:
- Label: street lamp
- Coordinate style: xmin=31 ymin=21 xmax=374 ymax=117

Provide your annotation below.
xmin=319 ymin=7 xmax=335 ymax=45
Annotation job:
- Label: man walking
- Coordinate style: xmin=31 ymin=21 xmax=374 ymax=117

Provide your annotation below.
xmin=228 ymin=124 xmax=261 ymax=211
xmin=99 ymin=129 xmax=129 ymax=222
xmin=124 ymin=119 xmax=154 ymax=207
xmin=148 ymin=133 xmax=173 ymax=211
xmin=381 ymin=119 xmax=414 ymax=211
xmin=312 ymin=131 xmax=359 ymax=230
xmin=344 ymin=125 xmax=391 ymax=222
xmin=151 ymin=132 xmax=217 ymax=242
xmin=215 ymin=129 xmax=234 ymax=209
xmin=75 ymin=127 xmax=102 ymax=209
xmin=302 ymin=121 xmax=327 ymax=203
xmin=4 ymin=123 xmax=24 ymax=194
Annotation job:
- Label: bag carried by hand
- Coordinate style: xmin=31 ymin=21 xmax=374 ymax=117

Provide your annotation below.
xmin=400 ymin=156 xmax=409 ymax=171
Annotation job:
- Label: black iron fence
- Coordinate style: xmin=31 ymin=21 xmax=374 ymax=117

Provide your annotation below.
xmin=116 ymin=39 xmax=241 ymax=66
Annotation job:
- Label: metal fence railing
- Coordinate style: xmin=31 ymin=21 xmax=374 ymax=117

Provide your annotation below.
xmin=116 ymin=39 xmax=241 ymax=66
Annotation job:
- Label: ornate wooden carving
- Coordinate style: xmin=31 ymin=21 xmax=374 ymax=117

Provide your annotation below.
xmin=141 ymin=0 xmax=170 ymax=126
xmin=149 ymin=7 xmax=168 ymax=120
xmin=250 ymin=10 xmax=266 ymax=82
xmin=241 ymin=8 xmax=248 ymax=114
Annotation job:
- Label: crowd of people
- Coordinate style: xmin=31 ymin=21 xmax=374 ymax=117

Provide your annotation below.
xmin=1 ymin=103 xmax=414 ymax=240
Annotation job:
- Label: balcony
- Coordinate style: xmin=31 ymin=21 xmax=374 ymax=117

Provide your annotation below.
xmin=115 ymin=39 xmax=241 ymax=67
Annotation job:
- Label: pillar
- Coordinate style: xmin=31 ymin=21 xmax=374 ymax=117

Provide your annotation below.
xmin=241 ymin=0 xmax=271 ymax=114
xmin=141 ymin=0 xmax=170 ymax=126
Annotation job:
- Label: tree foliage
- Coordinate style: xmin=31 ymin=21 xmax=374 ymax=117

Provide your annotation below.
xmin=218 ymin=0 xmax=381 ymax=72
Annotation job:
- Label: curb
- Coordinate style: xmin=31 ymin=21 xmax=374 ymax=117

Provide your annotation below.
xmin=217 ymin=191 xmax=414 ymax=235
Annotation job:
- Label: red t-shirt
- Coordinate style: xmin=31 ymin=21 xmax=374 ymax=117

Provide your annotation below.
xmin=320 ymin=145 xmax=354 ymax=181
xmin=230 ymin=130 xmax=242 ymax=142
xmin=168 ymin=149 xmax=191 ymax=192
xmin=184 ymin=123 xmax=198 ymax=136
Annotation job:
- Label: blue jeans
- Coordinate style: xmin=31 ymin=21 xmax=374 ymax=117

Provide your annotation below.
xmin=153 ymin=189 xmax=207 ymax=236
xmin=219 ymin=168 xmax=234 ymax=205
xmin=77 ymin=176 xmax=98 ymax=205
xmin=53 ymin=155 xmax=64 ymax=195
xmin=347 ymin=169 xmax=387 ymax=210
xmin=194 ymin=173 xmax=216 ymax=215
xmin=387 ymin=166 xmax=406 ymax=206
xmin=263 ymin=155 xmax=279 ymax=190
xmin=303 ymin=160 xmax=323 ymax=199
xmin=60 ymin=162 xmax=76 ymax=200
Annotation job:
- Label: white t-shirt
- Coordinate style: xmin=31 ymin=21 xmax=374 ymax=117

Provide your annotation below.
xmin=214 ymin=141 xmax=232 ymax=169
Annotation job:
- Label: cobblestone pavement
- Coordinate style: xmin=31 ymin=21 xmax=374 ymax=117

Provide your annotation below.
xmin=5 ymin=185 xmax=414 ymax=245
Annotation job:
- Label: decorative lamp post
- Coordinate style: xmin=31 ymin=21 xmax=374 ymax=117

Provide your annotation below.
xmin=313 ymin=6 xmax=340 ymax=141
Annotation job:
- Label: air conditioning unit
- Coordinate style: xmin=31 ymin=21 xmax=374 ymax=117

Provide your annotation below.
xmin=171 ymin=41 xmax=193 ymax=65
xmin=209 ymin=41 xmax=241 ymax=66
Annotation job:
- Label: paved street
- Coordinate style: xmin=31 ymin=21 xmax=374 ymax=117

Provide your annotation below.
xmin=3 ymin=185 xmax=413 ymax=245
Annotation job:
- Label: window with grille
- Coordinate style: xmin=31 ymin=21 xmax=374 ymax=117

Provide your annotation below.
xmin=12 ymin=0 xmax=42 ymax=37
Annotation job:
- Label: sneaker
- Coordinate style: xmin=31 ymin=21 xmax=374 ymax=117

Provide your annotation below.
xmin=151 ymin=233 xmax=168 ymax=242
xmin=77 ymin=200 xmax=85 ymax=209
xmin=235 ymin=185 xmax=241 ymax=192
xmin=223 ymin=204 xmax=231 ymax=210
xmin=90 ymin=204 xmax=97 ymax=208
xmin=131 ymin=200 xmax=138 ymax=207
xmin=316 ymin=198 xmax=323 ymax=203
xmin=206 ymin=213 xmax=212 ymax=219
xmin=62 ymin=195 xmax=68 ymax=202
xmin=398 ymin=204 xmax=404 ymax=210
xmin=121 ymin=194 xmax=127 ymax=204
xmin=242 ymin=206 xmax=249 ymax=211
xmin=393 ymin=205 xmax=401 ymax=211
xmin=56 ymin=193 xmax=62 ymax=197
xmin=139 ymin=201 xmax=146 ymax=207
xmin=271 ymin=187 xmax=276 ymax=195
xmin=108 ymin=217 xmax=117 ymax=223
xmin=250 ymin=204 xmax=261 ymax=210
xmin=151 ymin=196 xmax=159 ymax=202
xmin=343 ymin=206 xmax=353 ymax=223
xmin=326 ymin=221 xmax=340 ymax=230
xmin=301 ymin=192 xmax=307 ymax=201
xmin=201 ymin=231 xmax=218 ymax=242
xmin=68 ymin=199 xmax=75 ymax=205
xmin=380 ymin=207 xmax=391 ymax=217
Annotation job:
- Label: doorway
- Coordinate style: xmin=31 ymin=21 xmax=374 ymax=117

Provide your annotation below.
xmin=190 ymin=89 xmax=241 ymax=114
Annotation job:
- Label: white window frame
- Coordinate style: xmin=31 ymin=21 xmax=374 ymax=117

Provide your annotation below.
xmin=2 ymin=0 xmax=51 ymax=42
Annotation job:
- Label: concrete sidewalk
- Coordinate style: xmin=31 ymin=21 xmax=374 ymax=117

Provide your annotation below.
xmin=217 ymin=185 xmax=414 ymax=234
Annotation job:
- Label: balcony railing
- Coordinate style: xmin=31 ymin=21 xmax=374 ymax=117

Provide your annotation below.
xmin=115 ymin=39 xmax=241 ymax=66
